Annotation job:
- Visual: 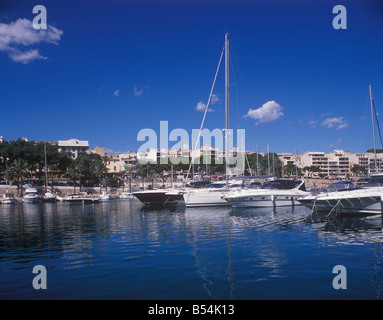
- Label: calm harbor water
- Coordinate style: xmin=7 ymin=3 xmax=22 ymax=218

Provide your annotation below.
xmin=0 ymin=199 xmax=383 ymax=300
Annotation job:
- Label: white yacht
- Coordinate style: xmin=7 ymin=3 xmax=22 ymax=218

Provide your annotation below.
xmin=297 ymin=175 xmax=383 ymax=215
xmin=224 ymin=180 xmax=309 ymax=208
xmin=298 ymin=85 xmax=383 ymax=216
xmin=1 ymin=193 xmax=17 ymax=204
xmin=23 ymin=188 xmax=41 ymax=203
xmin=100 ymin=191 xmax=112 ymax=201
xmin=183 ymin=181 xmax=243 ymax=207
xmin=61 ymin=194 xmax=100 ymax=204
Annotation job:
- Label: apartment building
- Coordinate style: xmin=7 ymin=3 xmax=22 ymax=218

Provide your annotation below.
xmin=58 ymin=139 xmax=89 ymax=159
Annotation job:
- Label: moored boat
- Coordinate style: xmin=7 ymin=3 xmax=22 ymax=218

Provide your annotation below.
xmin=23 ymin=188 xmax=42 ymax=203
xmin=297 ymin=175 xmax=383 ymax=215
xmin=43 ymin=191 xmax=57 ymax=203
xmin=183 ymin=181 xmax=243 ymax=207
xmin=61 ymin=194 xmax=100 ymax=204
xmin=100 ymin=192 xmax=112 ymax=201
xmin=1 ymin=193 xmax=17 ymax=204
xmin=224 ymin=179 xmax=309 ymax=208
xmin=133 ymin=189 xmax=184 ymax=208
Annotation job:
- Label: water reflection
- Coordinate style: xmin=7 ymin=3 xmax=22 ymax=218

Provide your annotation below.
xmin=0 ymin=201 xmax=382 ymax=299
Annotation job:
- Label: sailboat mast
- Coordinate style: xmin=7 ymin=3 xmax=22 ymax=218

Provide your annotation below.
xmin=370 ymin=83 xmax=377 ymax=173
xmin=225 ymin=33 xmax=230 ymax=186
xmin=44 ymin=143 xmax=48 ymax=193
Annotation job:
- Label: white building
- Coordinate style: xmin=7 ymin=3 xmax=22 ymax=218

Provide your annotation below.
xmin=58 ymin=139 xmax=89 ymax=159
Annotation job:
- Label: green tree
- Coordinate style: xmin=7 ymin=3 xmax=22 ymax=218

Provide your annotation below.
xmin=94 ymin=160 xmax=108 ymax=192
xmin=303 ymin=165 xmax=320 ymax=177
xmin=9 ymin=159 xmax=29 ymax=197
xmin=351 ymin=165 xmax=367 ymax=176
xmin=284 ymin=163 xmax=301 ymax=177
xmin=67 ymin=167 xmax=79 ymax=193
xmin=69 ymin=153 xmax=107 ymax=190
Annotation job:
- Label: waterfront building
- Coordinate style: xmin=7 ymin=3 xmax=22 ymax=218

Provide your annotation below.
xmin=58 ymin=139 xmax=89 ymax=159
xmin=137 ymin=148 xmax=157 ymax=164
xmin=92 ymin=146 xmax=106 ymax=157
xmin=106 ymin=154 xmax=121 ymax=173
xmin=298 ymin=150 xmax=349 ymax=178
xmin=278 ymin=152 xmax=300 ymax=167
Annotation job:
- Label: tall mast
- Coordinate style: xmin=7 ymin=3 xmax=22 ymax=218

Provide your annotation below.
xmin=256 ymin=144 xmax=259 ymax=175
xmin=267 ymin=143 xmax=270 ymax=175
xmin=370 ymin=83 xmax=377 ymax=173
xmin=44 ymin=143 xmax=48 ymax=193
xmin=225 ymin=33 xmax=230 ymax=186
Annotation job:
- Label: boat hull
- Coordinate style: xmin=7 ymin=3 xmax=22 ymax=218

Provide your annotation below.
xmin=133 ymin=190 xmax=184 ymax=207
xmin=1 ymin=199 xmax=17 ymax=204
xmin=298 ymin=195 xmax=382 ymax=215
xmin=61 ymin=194 xmax=100 ymax=204
xmin=65 ymin=198 xmax=100 ymax=204
xmin=183 ymin=189 xmax=231 ymax=207
xmin=23 ymin=197 xmax=41 ymax=203
xmin=226 ymin=194 xmax=304 ymax=208
xmin=298 ymin=186 xmax=383 ymax=215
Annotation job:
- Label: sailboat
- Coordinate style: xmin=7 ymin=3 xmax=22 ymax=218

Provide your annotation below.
xmin=183 ymin=33 xmax=243 ymax=207
xmin=297 ymin=84 xmax=383 ymax=215
xmin=42 ymin=143 xmax=57 ymax=203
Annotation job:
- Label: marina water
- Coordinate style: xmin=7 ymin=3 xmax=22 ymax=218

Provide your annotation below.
xmin=1 ymin=199 xmax=383 ymax=300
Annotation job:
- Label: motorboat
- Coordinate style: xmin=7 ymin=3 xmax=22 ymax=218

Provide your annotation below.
xmin=61 ymin=194 xmax=100 ymax=204
xmin=224 ymin=179 xmax=309 ymax=208
xmin=297 ymin=175 xmax=383 ymax=215
xmin=100 ymin=191 xmax=112 ymax=201
xmin=23 ymin=188 xmax=42 ymax=203
xmin=309 ymin=180 xmax=358 ymax=195
xmin=298 ymin=83 xmax=383 ymax=216
xmin=1 ymin=193 xmax=17 ymax=204
xmin=133 ymin=189 xmax=184 ymax=208
xmin=183 ymin=180 xmax=243 ymax=207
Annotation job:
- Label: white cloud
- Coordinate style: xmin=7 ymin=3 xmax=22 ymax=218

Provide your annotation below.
xmin=244 ymin=100 xmax=284 ymax=125
xmin=133 ymin=85 xmax=143 ymax=96
xmin=321 ymin=117 xmax=349 ymax=130
xmin=9 ymin=49 xmax=47 ymax=64
xmin=0 ymin=18 xmax=63 ymax=63
xmin=196 ymin=101 xmax=212 ymax=112
xmin=113 ymin=89 xmax=120 ymax=97
xmin=210 ymin=93 xmax=220 ymax=105
xmin=195 ymin=94 xmax=219 ymax=112
xmin=308 ymin=119 xmax=318 ymax=128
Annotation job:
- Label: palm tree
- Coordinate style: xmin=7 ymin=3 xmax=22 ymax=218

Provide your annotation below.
xmin=93 ymin=160 xmax=108 ymax=193
xmin=68 ymin=167 xmax=79 ymax=193
xmin=9 ymin=159 xmax=29 ymax=197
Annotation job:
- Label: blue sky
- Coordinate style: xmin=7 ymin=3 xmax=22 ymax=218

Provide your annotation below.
xmin=1 ymin=0 xmax=383 ymax=155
